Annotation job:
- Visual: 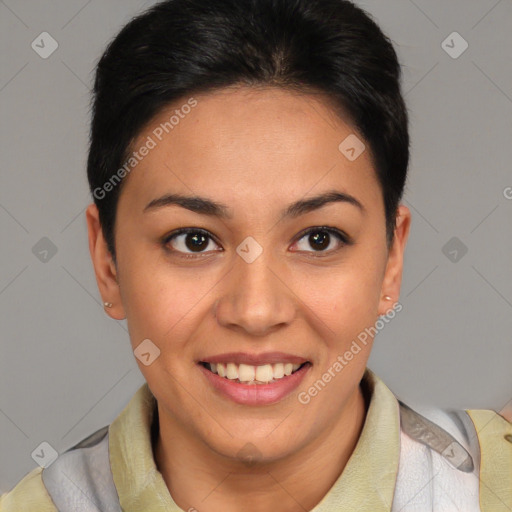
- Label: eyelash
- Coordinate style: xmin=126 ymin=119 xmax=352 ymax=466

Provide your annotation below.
xmin=162 ymin=226 xmax=352 ymax=260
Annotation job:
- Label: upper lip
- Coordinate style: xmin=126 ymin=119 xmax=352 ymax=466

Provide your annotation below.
xmin=199 ymin=352 xmax=309 ymax=366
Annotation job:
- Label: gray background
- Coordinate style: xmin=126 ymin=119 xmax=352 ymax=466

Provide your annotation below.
xmin=0 ymin=0 xmax=511 ymax=492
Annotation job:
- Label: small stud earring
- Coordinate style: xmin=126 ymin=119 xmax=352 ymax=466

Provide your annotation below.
xmin=104 ymin=302 xmax=113 ymax=308
xmin=383 ymin=295 xmax=392 ymax=301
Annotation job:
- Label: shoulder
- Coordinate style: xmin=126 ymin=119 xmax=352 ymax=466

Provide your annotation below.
xmin=0 ymin=467 xmax=57 ymax=512
xmin=0 ymin=425 xmax=115 ymax=512
xmin=0 ymin=384 xmax=150 ymax=511
xmin=393 ymin=400 xmax=512 ymax=512
xmin=466 ymin=407 xmax=512 ymax=511
xmin=406 ymin=403 xmax=512 ymax=473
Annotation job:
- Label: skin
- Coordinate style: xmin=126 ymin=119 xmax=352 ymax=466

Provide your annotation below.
xmin=86 ymin=86 xmax=411 ymax=512
xmin=501 ymin=403 xmax=512 ymax=423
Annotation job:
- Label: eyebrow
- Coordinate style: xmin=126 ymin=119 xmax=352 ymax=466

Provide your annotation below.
xmin=143 ymin=190 xmax=365 ymax=220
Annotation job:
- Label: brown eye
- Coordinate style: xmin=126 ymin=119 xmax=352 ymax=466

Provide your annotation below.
xmin=308 ymin=231 xmax=330 ymax=251
xmin=293 ymin=227 xmax=349 ymax=254
xmin=163 ymin=228 xmax=221 ymax=257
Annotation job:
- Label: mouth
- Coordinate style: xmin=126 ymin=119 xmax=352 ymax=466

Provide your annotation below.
xmin=197 ymin=352 xmax=312 ymax=405
xmin=199 ymin=361 xmax=310 ymax=385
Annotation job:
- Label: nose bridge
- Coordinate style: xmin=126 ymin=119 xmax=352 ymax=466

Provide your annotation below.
xmin=215 ymin=246 xmax=295 ymax=335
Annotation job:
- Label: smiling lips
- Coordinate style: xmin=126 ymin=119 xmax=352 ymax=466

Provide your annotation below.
xmin=199 ymin=352 xmax=310 ymax=385
xmin=199 ymin=353 xmax=312 ymax=405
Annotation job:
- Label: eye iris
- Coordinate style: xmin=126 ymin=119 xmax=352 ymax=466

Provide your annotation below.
xmin=185 ymin=232 xmax=209 ymax=252
xmin=309 ymin=231 xmax=330 ymax=251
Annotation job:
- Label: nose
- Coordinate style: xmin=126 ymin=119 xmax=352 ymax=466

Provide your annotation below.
xmin=214 ymin=252 xmax=296 ymax=337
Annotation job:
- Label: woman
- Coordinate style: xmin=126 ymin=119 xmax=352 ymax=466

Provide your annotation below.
xmin=1 ymin=0 xmax=511 ymax=510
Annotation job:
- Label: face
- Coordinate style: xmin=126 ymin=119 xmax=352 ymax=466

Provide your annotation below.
xmin=87 ymin=86 xmax=410 ymax=462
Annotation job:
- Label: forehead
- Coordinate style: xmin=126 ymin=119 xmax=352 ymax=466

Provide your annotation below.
xmin=121 ymin=86 xmax=381 ymax=214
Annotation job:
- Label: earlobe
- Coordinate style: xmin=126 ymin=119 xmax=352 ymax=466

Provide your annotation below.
xmin=85 ymin=203 xmax=126 ymax=320
xmin=378 ymin=205 xmax=411 ymax=317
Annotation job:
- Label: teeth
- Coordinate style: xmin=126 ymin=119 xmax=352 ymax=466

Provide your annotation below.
xmin=206 ymin=361 xmax=303 ymax=384
xmin=255 ymin=364 xmax=273 ymax=382
xmin=239 ymin=363 xmax=256 ymax=382
xmin=273 ymin=363 xmax=285 ymax=379
xmin=226 ymin=363 xmax=238 ymax=379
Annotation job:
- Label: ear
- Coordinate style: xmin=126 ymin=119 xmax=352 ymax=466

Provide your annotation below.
xmin=378 ymin=204 xmax=411 ymax=316
xmin=85 ymin=203 xmax=126 ymax=320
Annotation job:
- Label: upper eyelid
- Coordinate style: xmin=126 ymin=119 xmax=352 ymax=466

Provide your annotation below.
xmin=164 ymin=227 xmax=220 ymax=245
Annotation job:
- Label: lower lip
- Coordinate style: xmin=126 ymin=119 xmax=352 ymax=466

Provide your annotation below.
xmin=198 ymin=363 xmax=311 ymax=405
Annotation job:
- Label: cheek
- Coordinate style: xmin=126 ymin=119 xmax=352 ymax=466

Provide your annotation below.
xmin=120 ymin=259 xmax=215 ymax=354
xmin=295 ymin=253 xmax=384 ymax=338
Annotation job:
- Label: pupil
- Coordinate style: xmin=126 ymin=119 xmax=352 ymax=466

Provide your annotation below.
xmin=310 ymin=231 xmax=329 ymax=251
xmin=186 ymin=233 xmax=208 ymax=252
